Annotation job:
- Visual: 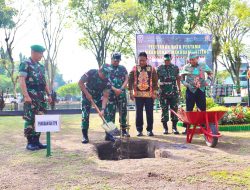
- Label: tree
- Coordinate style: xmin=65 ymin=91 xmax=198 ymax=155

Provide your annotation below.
xmin=0 ymin=64 xmax=6 ymax=75
xmin=57 ymin=82 xmax=80 ymax=97
xmin=138 ymin=0 xmax=209 ymax=34
xmin=0 ymin=0 xmax=16 ymax=29
xmin=0 ymin=1 xmax=29 ymax=97
xmin=54 ymin=71 xmax=66 ymax=89
xmin=35 ymin=0 xmax=68 ymax=90
xmin=69 ymin=0 xmax=142 ymax=67
xmin=217 ymin=0 xmax=250 ymax=94
xmin=199 ymin=0 xmax=230 ymax=81
xmin=0 ymin=74 xmax=15 ymax=92
xmin=216 ymin=70 xmax=230 ymax=84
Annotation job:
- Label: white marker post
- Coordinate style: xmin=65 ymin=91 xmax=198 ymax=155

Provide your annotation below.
xmin=35 ymin=115 xmax=61 ymax=157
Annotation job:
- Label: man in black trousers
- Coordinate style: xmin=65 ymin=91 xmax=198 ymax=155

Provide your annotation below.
xmin=128 ymin=52 xmax=158 ymax=136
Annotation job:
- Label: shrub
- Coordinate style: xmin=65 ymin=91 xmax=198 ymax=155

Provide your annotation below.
xmin=220 ymin=105 xmax=248 ymax=125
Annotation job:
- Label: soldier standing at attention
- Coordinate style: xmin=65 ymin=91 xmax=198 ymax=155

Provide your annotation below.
xmin=104 ymin=52 xmax=130 ymax=137
xmin=157 ymin=53 xmax=181 ymax=135
xmin=78 ymin=64 xmax=112 ymax=143
xmin=128 ymin=52 xmax=158 ymax=136
xmin=19 ymin=45 xmax=52 ymax=151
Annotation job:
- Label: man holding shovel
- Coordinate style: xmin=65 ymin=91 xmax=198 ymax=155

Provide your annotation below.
xmin=78 ymin=64 xmax=113 ymax=143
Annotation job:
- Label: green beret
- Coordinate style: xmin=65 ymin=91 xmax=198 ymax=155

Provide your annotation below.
xmin=164 ymin=53 xmax=171 ymax=61
xmin=31 ymin=45 xmax=45 ymax=52
xmin=100 ymin=64 xmax=112 ymax=78
xmin=188 ymin=53 xmax=198 ymax=59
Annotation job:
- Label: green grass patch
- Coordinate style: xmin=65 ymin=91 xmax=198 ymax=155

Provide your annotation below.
xmin=210 ymin=167 xmax=250 ymax=188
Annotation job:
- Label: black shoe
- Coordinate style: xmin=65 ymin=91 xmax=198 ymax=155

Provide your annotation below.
xmin=37 ymin=142 xmax=47 ymax=149
xmin=147 ymin=131 xmax=154 ymax=136
xmin=182 ymin=131 xmax=187 ymax=135
xmin=122 ymin=130 xmax=130 ymax=137
xmin=82 ymin=137 xmax=89 ymax=144
xmin=26 ymin=136 xmax=39 ymax=151
xmin=34 ymin=136 xmax=47 ymax=149
xmin=105 ymin=133 xmax=116 ymax=142
xmin=163 ymin=123 xmax=168 ymax=135
xmin=172 ymin=129 xmax=180 ymax=135
xmin=163 ymin=129 xmax=169 ymax=135
xmin=137 ymin=132 xmax=143 ymax=137
xmin=82 ymin=129 xmax=89 ymax=144
xmin=26 ymin=143 xmax=39 ymax=151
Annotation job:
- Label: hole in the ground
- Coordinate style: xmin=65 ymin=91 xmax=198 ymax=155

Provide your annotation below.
xmin=95 ymin=140 xmax=156 ymax=160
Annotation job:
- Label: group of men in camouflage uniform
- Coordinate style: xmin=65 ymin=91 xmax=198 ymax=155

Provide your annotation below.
xmin=78 ymin=53 xmax=130 ymax=143
xmin=19 ymin=44 xmax=211 ymax=149
xmin=79 ymin=51 xmax=182 ymax=143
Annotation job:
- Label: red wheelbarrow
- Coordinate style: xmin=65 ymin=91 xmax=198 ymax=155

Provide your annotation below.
xmin=171 ymin=109 xmax=226 ymax=147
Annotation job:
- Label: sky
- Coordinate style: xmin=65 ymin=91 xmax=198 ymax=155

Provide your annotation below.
xmin=1 ymin=1 xmax=250 ymax=84
xmin=0 ymin=1 xmax=135 ymax=83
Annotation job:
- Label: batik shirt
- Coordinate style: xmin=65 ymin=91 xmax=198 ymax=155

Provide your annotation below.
xmin=181 ymin=62 xmax=212 ymax=93
xmin=157 ymin=64 xmax=180 ymax=96
xmin=128 ymin=65 xmax=158 ymax=98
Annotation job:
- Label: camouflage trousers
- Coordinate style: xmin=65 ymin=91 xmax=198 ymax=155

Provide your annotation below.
xmin=104 ymin=94 xmax=127 ymax=129
xmin=81 ymin=97 xmax=102 ymax=130
xmin=159 ymin=95 xmax=178 ymax=124
xmin=23 ymin=91 xmax=47 ymax=138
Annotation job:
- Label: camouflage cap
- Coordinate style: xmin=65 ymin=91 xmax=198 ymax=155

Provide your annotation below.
xmin=163 ymin=53 xmax=171 ymax=61
xmin=111 ymin=52 xmax=121 ymax=61
xmin=100 ymin=64 xmax=112 ymax=78
xmin=31 ymin=45 xmax=45 ymax=52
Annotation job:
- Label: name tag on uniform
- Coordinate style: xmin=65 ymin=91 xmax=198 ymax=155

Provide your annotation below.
xmin=35 ymin=115 xmax=61 ymax=132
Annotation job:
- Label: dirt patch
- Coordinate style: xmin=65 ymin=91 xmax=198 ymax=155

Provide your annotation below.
xmin=0 ymin=115 xmax=250 ymax=190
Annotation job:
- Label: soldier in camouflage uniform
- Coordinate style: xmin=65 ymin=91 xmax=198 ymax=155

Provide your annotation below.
xmin=157 ymin=53 xmax=181 ymax=135
xmin=19 ymin=45 xmax=52 ymax=151
xmin=78 ymin=64 xmax=112 ymax=143
xmin=104 ymin=52 xmax=129 ymax=137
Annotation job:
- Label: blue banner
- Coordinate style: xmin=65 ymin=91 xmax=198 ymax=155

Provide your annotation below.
xmin=136 ymin=34 xmax=213 ymax=69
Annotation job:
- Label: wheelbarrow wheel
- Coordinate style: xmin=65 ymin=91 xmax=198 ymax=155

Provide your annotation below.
xmin=204 ymin=124 xmax=218 ymax=147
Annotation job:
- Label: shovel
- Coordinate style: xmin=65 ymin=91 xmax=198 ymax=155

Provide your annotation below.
xmin=90 ymin=99 xmax=120 ymax=140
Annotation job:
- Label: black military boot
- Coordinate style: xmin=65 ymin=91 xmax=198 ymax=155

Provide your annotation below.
xmin=172 ymin=121 xmax=180 ymax=135
xmin=163 ymin=123 xmax=169 ymax=134
xmin=105 ymin=132 xmax=116 ymax=142
xmin=82 ymin=129 xmax=89 ymax=144
xmin=122 ymin=128 xmax=130 ymax=137
xmin=34 ymin=135 xmax=47 ymax=149
xmin=26 ymin=136 xmax=39 ymax=151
